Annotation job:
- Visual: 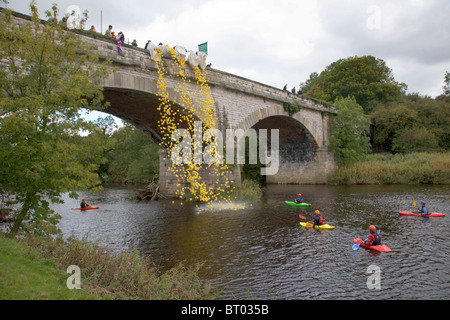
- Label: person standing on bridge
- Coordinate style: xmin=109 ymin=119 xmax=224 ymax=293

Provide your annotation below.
xmin=298 ymin=87 xmax=304 ymax=100
xmin=114 ymin=32 xmax=124 ymax=54
xmin=105 ymin=25 xmax=113 ymax=36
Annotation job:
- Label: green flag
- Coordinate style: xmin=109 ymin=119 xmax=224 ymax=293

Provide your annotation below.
xmin=198 ymin=42 xmax=208 ymax=54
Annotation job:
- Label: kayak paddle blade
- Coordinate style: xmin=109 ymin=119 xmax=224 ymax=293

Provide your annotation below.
xmin=352 ymin=243 xmax=360 ymax=251
xmin=299 ymin=215 xmax=306 ymax=220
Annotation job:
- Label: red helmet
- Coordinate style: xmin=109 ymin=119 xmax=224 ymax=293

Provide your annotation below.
xmin=369 ymin=225 xmax=376 ymax=232
xmin=298 ymin=194 xmax=302 ymax=196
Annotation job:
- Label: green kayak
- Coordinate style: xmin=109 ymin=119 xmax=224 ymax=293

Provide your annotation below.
xmin=285 ymin=201 xmax=311 ymax=207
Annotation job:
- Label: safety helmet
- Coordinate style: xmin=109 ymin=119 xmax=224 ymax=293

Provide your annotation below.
xmin=369 ymin=225 xmax=376 ymax=232
xmin=82 ymin=199 xmax=86 ymax=201
xmin=315 ymin=210 xmax=320 ymax=215
xmin=421 ymin=201 xmax=426 ymax=205
xmin=298 ymin=194 xmax=302 ymax=196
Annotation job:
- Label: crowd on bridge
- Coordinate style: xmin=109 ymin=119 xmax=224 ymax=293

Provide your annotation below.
xmin=283 ymin=84 xmax=304 ymax=100
xmin=86 ymin=23 xmax=210 ymax=70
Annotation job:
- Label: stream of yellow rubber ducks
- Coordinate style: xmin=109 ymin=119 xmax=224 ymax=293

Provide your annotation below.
xmin=155 ymin=48 xmax=247 ymax=211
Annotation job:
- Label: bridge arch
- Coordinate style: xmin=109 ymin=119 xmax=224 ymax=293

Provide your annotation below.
xmin=7 ymin=10 xmax=337 ymax=195
xmin=234 ymin=105 xmax=329 ymax=184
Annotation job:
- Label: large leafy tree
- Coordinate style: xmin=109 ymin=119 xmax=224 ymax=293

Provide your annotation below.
xmin=371 ymin=94 xmax=450 ymax=152
xmin=304 ymin=56 xmax=406 ymax=112
xmin=105 ymin=124 xmax=160 ymax=183
xmin=330 ymin=97 xmax=371 ymax=164
xmin=370 ymin=104 xmax=418 ymax=152
xmin=0 ymin=3 xmax=112 ymax=234
xmin=443 ymin=71 xmax=450 ymax=96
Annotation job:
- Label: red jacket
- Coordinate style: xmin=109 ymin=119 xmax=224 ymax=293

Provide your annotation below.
xmin=366 ymin=232 xmax=381 ymax=246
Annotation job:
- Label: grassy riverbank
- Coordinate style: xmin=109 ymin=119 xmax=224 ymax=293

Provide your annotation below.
xmin=329 ymin=152 xmax=450 ymax=185
xmin=0 ymin=233 xmax=217 ymax=300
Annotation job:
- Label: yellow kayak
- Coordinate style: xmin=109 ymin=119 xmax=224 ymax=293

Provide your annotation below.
xmin=299 ymin=222 xmax=335 ymax=230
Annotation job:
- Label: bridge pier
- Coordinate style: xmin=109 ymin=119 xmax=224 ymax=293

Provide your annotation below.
xmin=158 ymin=149 xmax=242 ymax=197
xmin=266 ymin=146 xmax=335 ymax=184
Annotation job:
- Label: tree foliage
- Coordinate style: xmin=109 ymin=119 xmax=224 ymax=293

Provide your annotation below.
xmin=105 ymin=123 xmax=160 ymax=184
xmin=443 ymin=71 xmax=450 ymax=96
xmin=302 ymin=56 xmax=449 ymax=155
xmin=371 ymin=94 xmax=450 ymax=152
xmin=330 ymin=97 xmax=371 ymax=165
xmin=303 ymin=56 xmax=406 ymax=112
xmin=0 ymin=3 xmax=112 ymax=234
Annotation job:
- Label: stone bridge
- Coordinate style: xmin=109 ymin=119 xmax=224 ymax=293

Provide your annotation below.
xmin=9 ymin=11 xmax=338 ymax=196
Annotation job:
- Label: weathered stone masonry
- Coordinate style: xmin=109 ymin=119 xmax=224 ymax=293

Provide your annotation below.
xmin=8 ymin=11 xmax=337 ymax=196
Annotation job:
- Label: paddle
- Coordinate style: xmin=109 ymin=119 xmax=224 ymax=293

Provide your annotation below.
xmin=299 ymin=214 xmax=306 ymax=220
xmin=352 ymin=230 xmax=381 ymax=251
xmin=413 ymin=200 xmax=419 ymax=212
xmin=413 ymin=200 xmax=430 ymax=216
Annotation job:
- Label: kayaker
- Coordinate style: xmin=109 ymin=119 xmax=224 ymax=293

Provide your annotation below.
xmin=80 ymin=199 xmax=89 ymax=209
xmin=312 ymin=210 xmax=324 ymax=228
xmin=364 ymin=225 xmax=381 ymax=246
xmin=294 ymin=194 xmax=304 ymax=203
xmin=417 ymin=202 xmax=429 ymax=216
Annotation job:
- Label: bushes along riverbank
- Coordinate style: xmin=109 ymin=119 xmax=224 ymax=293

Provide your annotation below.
xmin=0 ymin=232 xmax=217 ymax=300
xmin=329 ymin=152 xmax=450 ymax=185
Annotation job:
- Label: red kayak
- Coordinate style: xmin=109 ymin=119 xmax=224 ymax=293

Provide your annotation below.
xmin=398 ymin=211 xmax=446 ymax=217
xmin=353 ymin=238 xmax=392 ymax=252
xmin=71 ymin=206 xmax=99 ymax=210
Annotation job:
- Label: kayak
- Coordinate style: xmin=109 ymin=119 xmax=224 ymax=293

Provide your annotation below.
xmin=398 ymin=210 xmax=446 ymax=217
xmin=353 ymin=238 xmax=392 ymax=252
xmin=71 ymin=206 xmax=99 ymax=210
xmin=299 ymin=222 xmax=335 ymax=230
xmin=285 ymin=201 xmax=311 ymax=207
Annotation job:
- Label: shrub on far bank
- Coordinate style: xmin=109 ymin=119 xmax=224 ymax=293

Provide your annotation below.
xmin=329 ymin=152 xmax=450 ymax=185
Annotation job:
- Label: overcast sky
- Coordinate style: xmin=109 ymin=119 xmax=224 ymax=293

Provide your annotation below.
xmin=7 ymin=0 xmax=450 ymax=98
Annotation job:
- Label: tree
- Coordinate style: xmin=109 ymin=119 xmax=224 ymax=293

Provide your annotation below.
xmin=370 ymin=104 xmax=418 ymax=152
xmin=391 ymin=127 xmax=440 ymax=153
xmin=304 ymin=56 xmax=406 ymax=112
xmin=0 ymin=3 xmax=112 ymax=234
xmin=330 ymin=97 xmax=371 ymax=164
xmin=105 ymin=124 xmax=160 ymax=183
xmin=443 ymin=71 xmax=450 ymax=96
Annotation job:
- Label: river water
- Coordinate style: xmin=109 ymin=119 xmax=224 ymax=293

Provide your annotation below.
xmin=54 ymin=184 xmax=449 ymax=300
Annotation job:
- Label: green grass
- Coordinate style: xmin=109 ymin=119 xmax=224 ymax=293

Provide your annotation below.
xmin=329 ymin=152 xmax=450 ymax=185
xmin=0 ymin=235 xmax=97 ymax=300
xmin=0 ymin=232 xmax=217 ymax=300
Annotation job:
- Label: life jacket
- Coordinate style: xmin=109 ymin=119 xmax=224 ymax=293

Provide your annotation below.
xmin=314 ymin=215 xmax=324 ymax=225
xmin=371 ymin=232 xmax=381 ymax=245
xmin=296 ymin=197 xmax=303 ymax=203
